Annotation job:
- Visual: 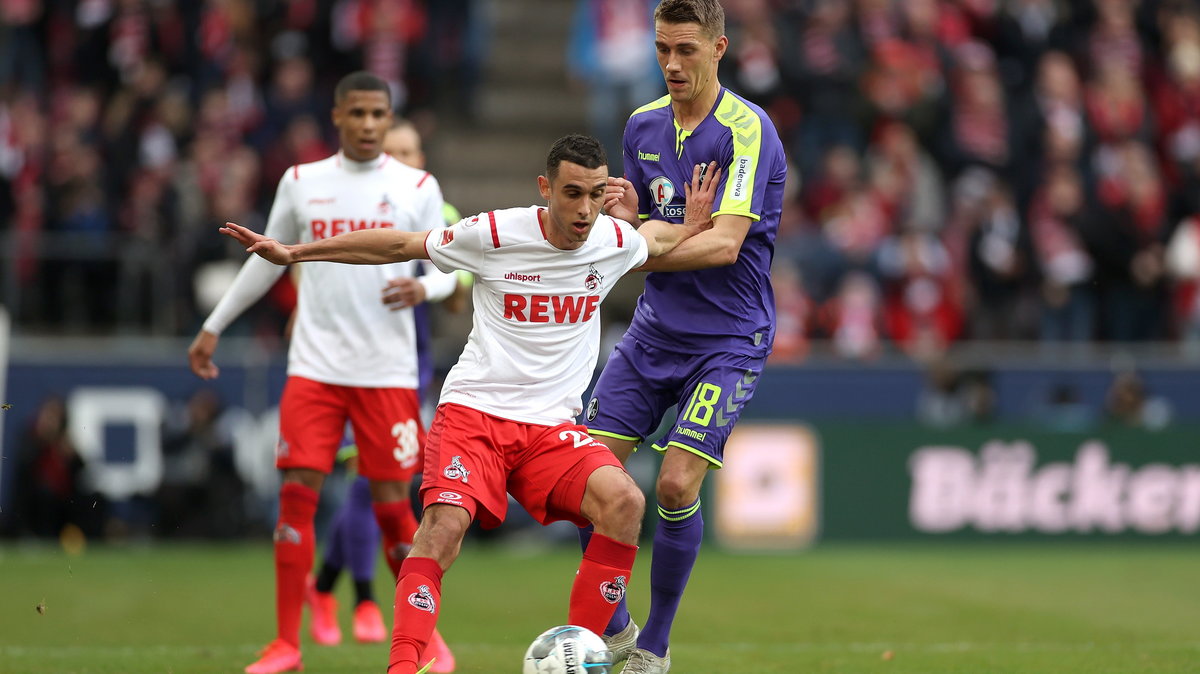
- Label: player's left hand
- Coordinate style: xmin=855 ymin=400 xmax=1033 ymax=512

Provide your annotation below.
xmin=220 ymin=222 xmax=295 ymax=265
xmin=604 ymin=176 xmax=639 ymax=225
xmin=382 ymin=277 xmax=427 ymax=310
xmin=683 ymin=162 xmax=720 ymax=232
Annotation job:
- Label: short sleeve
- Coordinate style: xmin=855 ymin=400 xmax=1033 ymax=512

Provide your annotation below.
xmin=622 ymin=121 xmax=652 ymax=220
xmin=426 ymin=212 xmax=489 ymax=275
xmin=263 ymin=170 xmax=301 ymax=243
xmin=712 ymin=103 xmax=771 ymax=222
xmin=417 ymin=173 xmax=446 ymax=232
xmin=619 ymin=219 xmax=649 ymax=273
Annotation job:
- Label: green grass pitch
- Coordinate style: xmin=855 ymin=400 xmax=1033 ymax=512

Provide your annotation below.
xmin=1 ymin=541 xmax=1198 ymax=673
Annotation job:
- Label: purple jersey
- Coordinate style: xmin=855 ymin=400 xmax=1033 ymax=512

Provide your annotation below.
xmin=622 ymin=88 xmax=786 ymax=357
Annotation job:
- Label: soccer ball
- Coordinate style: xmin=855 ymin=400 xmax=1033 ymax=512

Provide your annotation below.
xmin=522 ymin=624 xmax=613 ymax=673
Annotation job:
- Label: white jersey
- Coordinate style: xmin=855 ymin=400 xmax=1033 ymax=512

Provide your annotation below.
xmin=426 ymin=206 xmax=649 ymax=425
xmin=204 ymin=151 xmax=458 ymax=388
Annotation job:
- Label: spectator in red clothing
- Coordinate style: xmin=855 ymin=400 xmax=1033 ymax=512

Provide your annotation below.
xmin=1085 ymin=55 xmax=1151 ymax=151
xmin=768 ymin=260 xmax=814 ymax=363
xmin=866 ymin=120 xmax=945 ymax=234
xmin=331 ymin=0 xmax=427 ymax=110
xmin=877 ymin=231 xmax=963 ymax=359
xmin=1149 ymin=11 xmax=1200 ymax=192
xmin=819 ymin=270 xmax=884 ymax=361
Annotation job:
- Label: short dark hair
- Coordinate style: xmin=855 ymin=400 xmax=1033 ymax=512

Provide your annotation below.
xmin=546 ymin=134 xmax=607 ymax=181
xmin=655 ymin=0 xmax=725 ymax=39
xmin=334 ymin=71 xmax=391 ymax=106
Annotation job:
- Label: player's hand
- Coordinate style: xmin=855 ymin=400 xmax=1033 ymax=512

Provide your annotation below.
xmin=604 ymin=176 xmax=639 ymax=225
xmin=683 ymin=162 xmax=720 ymax=232
xmin=381 ymin=277 xmax=427 ymax=310
xmin=220 ymin=222 xmax=295 ymax=265
xmin=188 ymin=330 xmax=220 ymax=380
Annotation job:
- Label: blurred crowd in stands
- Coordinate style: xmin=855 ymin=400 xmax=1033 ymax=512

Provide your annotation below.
xmin=6 ymin=0 xmax=1200 ymax=359
xmin=713 ymin=0 xmax=1200 ymax=361
xmin=0 ymin=0 xmax=484 ymax=337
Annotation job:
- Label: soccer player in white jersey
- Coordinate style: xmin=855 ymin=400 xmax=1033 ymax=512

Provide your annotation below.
xmin=218 ymin=134 xmax=720 ymax=674
xmin=303 ymin=117 xmax=462 ymax=670
xmin=187 ymin=72 xmax=459 ymax=674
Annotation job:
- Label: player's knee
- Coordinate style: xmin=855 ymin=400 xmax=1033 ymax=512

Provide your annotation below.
xmin=594 ymin=476 xmax=644 ymax=535
xmin=655 ymin=471 xmax=702 ymax=509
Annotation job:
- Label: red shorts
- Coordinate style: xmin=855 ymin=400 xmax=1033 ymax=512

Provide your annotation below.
xmin=277 ymin=376 xmax=424 ymax=481
xmin=420 ymin=403 xmax=622 ymax=529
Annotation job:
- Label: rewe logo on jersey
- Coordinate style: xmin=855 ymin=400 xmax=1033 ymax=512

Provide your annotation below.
xmin=503 ymin=294 xmax=600 ymax=323
xmin=311 ymin=219 xmax=395 ymax=239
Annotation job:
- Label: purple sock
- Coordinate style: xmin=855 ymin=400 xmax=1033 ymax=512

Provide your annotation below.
xmin=638 ymin=499 xmax=703 ymax=657
xmin=342 ymin=476 xmax=381 ymax=582
xmin=578 ymin=524 xmax=630 ymax=636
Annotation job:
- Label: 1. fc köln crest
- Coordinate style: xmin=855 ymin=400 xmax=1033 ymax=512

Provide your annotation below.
xmin=585 ymin=264 xmax=603 ymax=291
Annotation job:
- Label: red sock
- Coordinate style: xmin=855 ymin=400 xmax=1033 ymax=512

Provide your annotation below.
xmin=389 ymin=556 xmax=444 ymax=673
xmin=374 ymin=499 xmax=420 ymax=580
xmin=570 ymin=533 xmax=637 ymax=634
xmin=275 ymin=483 xmax=319 ymax=647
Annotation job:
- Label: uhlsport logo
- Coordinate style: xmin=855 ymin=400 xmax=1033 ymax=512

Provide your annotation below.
xmin=408 ymin=585 xmax=437 ymax=613
xmin=443 ymin=455 xmax=470 ymax=483
xmin=586 ymin=397 xmax=599 ymax=422
xmin=584 ymin=264 xmax=603 ymax=291
xmin=600 ymin=575 xmax=627 ymax=604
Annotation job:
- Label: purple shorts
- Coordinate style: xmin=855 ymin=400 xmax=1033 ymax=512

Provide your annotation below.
xmin=585 ymin=333 xmax=765 ymax=467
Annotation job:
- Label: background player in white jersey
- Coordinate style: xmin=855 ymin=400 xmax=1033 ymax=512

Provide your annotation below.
xmin=303 ymin=117 xmax=461 ymax=671
xmin=217 ymin=134 xmax=720 ymax=674
xmin=187 ymin=71 xmax=458 ymax=674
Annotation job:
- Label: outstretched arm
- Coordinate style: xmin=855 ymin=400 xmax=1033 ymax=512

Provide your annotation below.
xmin=636 ymin=212 xmax=751 ymax=272
xmin=220 ymin=222 xmax=431 ymax=265
xmin=636 ymin=162 xmax=721 ymax=257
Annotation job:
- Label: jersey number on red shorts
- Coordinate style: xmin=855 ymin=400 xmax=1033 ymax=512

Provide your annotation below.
xmin=560 ymin=429 xmax=602 ymax=449
xmin=392 ymin=419 xmax=420 ymax=469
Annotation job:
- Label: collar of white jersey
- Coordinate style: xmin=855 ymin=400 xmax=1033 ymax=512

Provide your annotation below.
xmin=335 ymin=150 xmax=390 ymax=172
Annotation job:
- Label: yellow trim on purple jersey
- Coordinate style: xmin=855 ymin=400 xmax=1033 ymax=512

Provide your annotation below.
xmin=590 ymin=429 xmax=643 ymax=443
xmin=651 ymin=439 xmax=724 ymax=468
xmin=630 ymin=94 xmax=671 ymax=117
xmin=712 ymin=91 xmax=763 ymax=220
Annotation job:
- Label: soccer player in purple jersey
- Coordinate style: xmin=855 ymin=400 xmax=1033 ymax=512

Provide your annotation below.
xmin=583 ymin=1 xmax=788 ymax=672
